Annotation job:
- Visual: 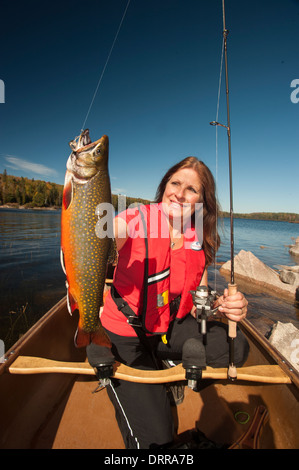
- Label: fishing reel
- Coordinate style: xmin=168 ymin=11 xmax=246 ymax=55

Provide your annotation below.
xmin=190 ymin=285 xmax=219 ymax=338
xmin=182 ymin=286 xmax=220 ymax=390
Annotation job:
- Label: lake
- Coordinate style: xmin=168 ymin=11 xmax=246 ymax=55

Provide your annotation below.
xmin=0 ymin=208 xmax=298 ymax=348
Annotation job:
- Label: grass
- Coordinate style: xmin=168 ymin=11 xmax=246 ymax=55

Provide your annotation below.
xmin=0 ymin=285 xmax=65 ymax=352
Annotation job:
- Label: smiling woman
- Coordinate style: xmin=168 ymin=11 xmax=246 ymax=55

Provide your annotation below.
xmin=162 ymin=167 xmax=202 ymax=227
xmin=155 ymin=157 xmax=220 ymax=267
xmin=99 ymin=155 xmax=249 ymax=449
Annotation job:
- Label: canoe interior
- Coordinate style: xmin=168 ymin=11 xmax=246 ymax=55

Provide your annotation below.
xmin=0 ymin=298 xmax=298 ymax=449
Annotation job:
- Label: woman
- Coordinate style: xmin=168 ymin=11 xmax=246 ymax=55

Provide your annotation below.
xmin=100 ymin=157 xmax=249 ymax=449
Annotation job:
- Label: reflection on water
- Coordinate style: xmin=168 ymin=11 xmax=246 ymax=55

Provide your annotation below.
xmin=0 ymin=209 xmax=66 ymax=347
xmin=1 ymin=208 xmax=61 ymax=272
xmin=217 ymin=218 xmax=299 ymax=269
xmin=0 ymin=209 xmax=298 ymax=348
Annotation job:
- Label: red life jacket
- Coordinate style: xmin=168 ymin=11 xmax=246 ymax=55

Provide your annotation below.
xmin=104 ymin=203 xmax=206 ymax=335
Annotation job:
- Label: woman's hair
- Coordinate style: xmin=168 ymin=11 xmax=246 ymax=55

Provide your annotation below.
xmin=155 ymin=156 xmax=221 ymax=266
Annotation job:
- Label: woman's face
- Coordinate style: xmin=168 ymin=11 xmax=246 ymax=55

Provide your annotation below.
xmin=162 ymin=168 xmax=202 ymax=223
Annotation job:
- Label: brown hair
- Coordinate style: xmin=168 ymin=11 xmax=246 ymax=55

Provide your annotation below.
xmin=155 ymin=157 xmax=220 ymax=266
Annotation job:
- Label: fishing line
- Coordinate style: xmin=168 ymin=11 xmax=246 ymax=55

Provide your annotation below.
xmin=213 ymin=37 xmax=224 ymax=291
xmin=81 ymin=0 xmax=131 ymax=131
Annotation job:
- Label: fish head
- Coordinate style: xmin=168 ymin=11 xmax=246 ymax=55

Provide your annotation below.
xmin=66 ymin=133 xmax=109 ymax=183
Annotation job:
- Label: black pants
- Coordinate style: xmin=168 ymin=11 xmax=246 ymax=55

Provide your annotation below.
xmin=104 ymin=315 xmax=249 ymax=449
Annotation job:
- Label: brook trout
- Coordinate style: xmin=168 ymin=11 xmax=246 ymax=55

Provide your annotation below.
xmin=61 ymin=130 xmax=115 ymax=348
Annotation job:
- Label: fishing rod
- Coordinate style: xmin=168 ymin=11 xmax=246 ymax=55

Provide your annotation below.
xmin=210 ymin=0 xmax=237 ymax=381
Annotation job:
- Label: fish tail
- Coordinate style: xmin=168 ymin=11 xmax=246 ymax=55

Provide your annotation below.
xmin=91 ymin=330 xmax=112 ymax=348
xmin=74 ymin=325 xmax=112 ymax=349
xmin=74 ymin=327 xmax=92 ymax=348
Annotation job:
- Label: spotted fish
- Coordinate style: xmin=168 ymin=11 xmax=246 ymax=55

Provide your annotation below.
xmin=61 ymin=129 xmax=115 ymax=348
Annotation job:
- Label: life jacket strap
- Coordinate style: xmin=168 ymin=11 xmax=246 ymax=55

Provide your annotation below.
xmin=110 ymin=284 xmax=160 ymax=368
xmin=111 ymin=284 xmax=141 ymax=327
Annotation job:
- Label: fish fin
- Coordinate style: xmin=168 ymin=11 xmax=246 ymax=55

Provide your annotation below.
xmin=74 ymin=326 xmax=111 ymax=349
xmin=74 ymin=327 xmax=92 ymax=348
xmin=91 ymin=329 xmax=112 ymax=348
xmin=62 ymin=177 xmax=73 ymax=210
xmin=66 ymin=290 xmax=78 ymax=316
xmin=60 ymin=249 xmax=66 ymax=275
xmin=66 ymin=290 xmax=72 ymax=315
xmin=61 ymin=250 xmax=78 ymax=316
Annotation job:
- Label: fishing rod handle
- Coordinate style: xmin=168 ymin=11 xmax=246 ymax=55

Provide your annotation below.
xmin=228 ymin=283 xmax=238 ymax=338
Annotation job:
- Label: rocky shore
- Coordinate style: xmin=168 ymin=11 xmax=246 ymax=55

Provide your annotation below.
xmin=267 ymin=321 xmax=299 ymax=373
xmin=220 ymin=245 xmax=299 ymax=370
xmin=289 ymin=236 xmax=299 ymax=257
xmin=220 ymin=248 xmax=299 ymax=302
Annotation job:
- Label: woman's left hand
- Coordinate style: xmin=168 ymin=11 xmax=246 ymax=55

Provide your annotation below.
xmin=217 ymin=288 xmax=248 ymax=322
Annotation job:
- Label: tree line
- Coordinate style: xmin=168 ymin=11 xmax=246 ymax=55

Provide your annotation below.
xmin=0 ymin=171 xmax=151 ymax=209
xmin=220 ymin=211 xmax=299 ymax=223
xmin=0 ymin=170 xmax=63 ymax=208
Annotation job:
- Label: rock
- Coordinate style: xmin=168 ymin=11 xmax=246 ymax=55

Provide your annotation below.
xmin=275 ymin=265 xmax=299 ymax=273
xmin=290 ymin=246 xmax=299 ymax=256
xmin=268 ymin=322 xmax=299 ymax=373
xmin=220 ymin=250 xmax=299 ymax=301
xmin=289 ymin=236 xmax=299 ymax=257
xmin=279 ymin=269 xmax=296 ymax=285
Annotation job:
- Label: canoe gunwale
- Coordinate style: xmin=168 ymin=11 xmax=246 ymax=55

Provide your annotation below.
xmin=0 ymin=296 xmax=68 ymax=377
xmin=240 ymin=318 xmax=299 ymax=389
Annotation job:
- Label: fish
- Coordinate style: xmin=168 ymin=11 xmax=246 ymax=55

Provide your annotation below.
xmin=61 ymin=129 xmax=115 ymax=348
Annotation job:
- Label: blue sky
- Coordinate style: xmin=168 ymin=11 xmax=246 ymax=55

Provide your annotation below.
xmin=0 ymin=0 xmax=298 ymax=213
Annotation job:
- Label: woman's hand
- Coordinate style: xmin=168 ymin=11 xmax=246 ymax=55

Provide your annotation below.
xmin=216 ymin=288 xmax=248 ymax=322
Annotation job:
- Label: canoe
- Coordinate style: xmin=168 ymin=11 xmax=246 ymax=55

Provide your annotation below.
xmin=0 ymin=295 xmax=298 ymax=449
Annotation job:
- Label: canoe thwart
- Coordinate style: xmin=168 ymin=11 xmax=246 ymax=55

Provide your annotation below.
xmin=8 ymin=356 xmax=292 ymax=384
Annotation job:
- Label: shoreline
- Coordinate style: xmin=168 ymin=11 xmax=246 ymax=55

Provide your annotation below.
xmin=1 ymin=203 xmax=298 ymax=222
xmin=0 ymin=203 xmax=60 ymax=211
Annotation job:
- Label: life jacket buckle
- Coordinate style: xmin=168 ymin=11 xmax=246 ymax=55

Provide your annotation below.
xmin=127 ymin=316 xmax=142 ymax=327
